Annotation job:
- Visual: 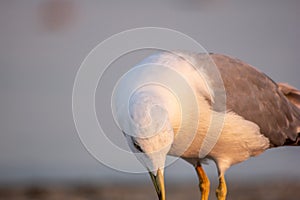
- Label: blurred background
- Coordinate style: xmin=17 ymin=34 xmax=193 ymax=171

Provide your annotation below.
xmin=0 ymin=0 xmax=299 ymax=199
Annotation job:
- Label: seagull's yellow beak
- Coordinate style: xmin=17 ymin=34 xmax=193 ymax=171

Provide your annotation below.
xmin=149 ymin=169 xmax=165 ymax=200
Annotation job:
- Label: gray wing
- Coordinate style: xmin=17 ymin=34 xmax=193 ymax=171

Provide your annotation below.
xmin=208 ymin=53 xmax=300 ymax=146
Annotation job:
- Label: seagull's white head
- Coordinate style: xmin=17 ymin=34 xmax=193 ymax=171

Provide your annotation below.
xmin=125 ymin=89 xmax=174 ymax=170
xmin=113 ymin=85 xmax=179 ymax=200
xmin=127 ymin=89 xmax=175 ymax=197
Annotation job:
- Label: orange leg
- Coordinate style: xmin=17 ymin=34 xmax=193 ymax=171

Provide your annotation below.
xmin=195 ymin=162 xmax=210 ymax=200
xmin=216 ymin=175 xmax=227 ymax=200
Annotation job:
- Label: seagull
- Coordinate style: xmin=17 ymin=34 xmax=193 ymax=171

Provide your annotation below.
xmin=112 ymin=51 xmax=300 ymax=200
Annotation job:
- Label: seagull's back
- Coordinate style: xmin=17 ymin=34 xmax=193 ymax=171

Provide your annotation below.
xmin=210 ymin=53 xmax=300 ymax=146
xmin=194 ymin=53 xmax=300 ymax=172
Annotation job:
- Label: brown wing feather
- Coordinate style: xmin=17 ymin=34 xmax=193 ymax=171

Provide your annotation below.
xmin=278 ymin=82 xmax=300 ymax=110
xmin=208 ymin=54 xmax=300 ymax=146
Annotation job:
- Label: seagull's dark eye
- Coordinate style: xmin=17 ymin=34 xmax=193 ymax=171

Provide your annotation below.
xmin=132 ymin=138 xmax=143 ymax=152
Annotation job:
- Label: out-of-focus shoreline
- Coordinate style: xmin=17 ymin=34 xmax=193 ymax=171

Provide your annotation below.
xmin=0 ymin=179 xmax=299 ymax=200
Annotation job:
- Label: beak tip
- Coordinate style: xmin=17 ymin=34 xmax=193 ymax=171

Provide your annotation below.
xmin=149 ymin=169 xmax=166 ymax=200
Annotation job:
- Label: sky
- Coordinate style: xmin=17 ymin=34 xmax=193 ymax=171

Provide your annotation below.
xmin=0 ymin=0 xmax=300 ymax=185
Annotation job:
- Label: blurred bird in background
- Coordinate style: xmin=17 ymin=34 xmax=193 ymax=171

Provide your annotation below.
xmin=38 ymin=0 xmax=76 ymax=31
